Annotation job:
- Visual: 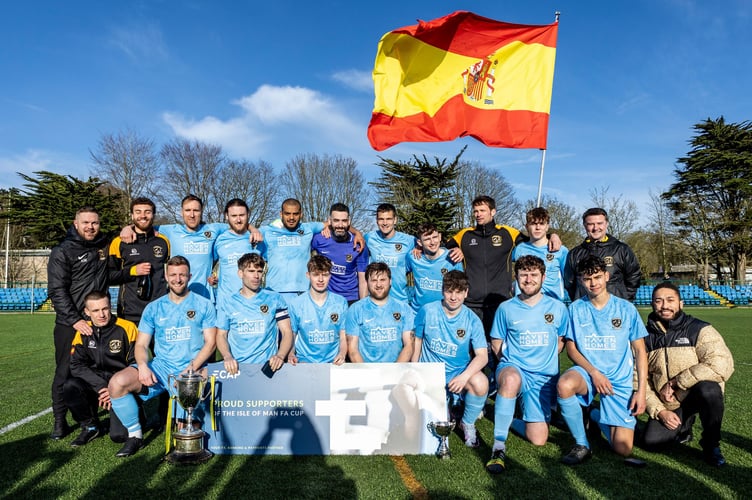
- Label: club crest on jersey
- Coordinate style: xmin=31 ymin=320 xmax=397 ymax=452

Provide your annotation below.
xmin=546 ymin=253 xmax=554 ymax=261
xmin=153 ymin=246 xmax=164 ymax=258
xmin=297 ymin=229 xmax=305 ymax=235
xmin=393 ymin=312 xmax=401 ymax=321
xmin=330 ymin=313 xmax=339 ymax=323
xmin=456 ymin=329 xmax=466 ymax=338
xmin=109 ymin=339 xmax=122 ymax=353
xmin=394 ymin=243 xmax=403 ymax=252
xmin=97 ymin=249 xmax=106 ymax=261
xmin=604 ymin=256 xmax=614 ymax=266
xmin=545 ymin=313 xmax=554 ymax=324
xmin=491 ymin=235 xmax=502 ymax=246
xmin=187 ymin=310 xmax=196 ymax=320
xmin=611 ymin=318 xmax=622 ymax=329
xmin=345 ymin=254 xmax=353 ymax=263
xmin=204 ymin=231 xmax=212 ymax=239
xmin=441 ymin=268 xmax=448 ymax=275
xmin=260 ymin=305 xmax=269 ymax=314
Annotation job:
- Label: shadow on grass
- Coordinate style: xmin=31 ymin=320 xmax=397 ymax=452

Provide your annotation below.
xmin=0 ymin=433 xmax=74 ymax=498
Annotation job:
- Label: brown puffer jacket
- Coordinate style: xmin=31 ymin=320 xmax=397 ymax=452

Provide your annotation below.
xmin=644 ymin=311 xmax=734 ymax=419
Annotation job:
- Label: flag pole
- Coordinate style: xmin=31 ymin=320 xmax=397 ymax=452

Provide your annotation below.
xmin=535 ymin=149 xmax=546 ymax=207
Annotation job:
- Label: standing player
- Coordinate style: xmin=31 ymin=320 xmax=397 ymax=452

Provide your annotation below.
xmin=406 ymin=222 xmax=462 ymax=312
xmin=64 ymin=291 xmax=139 ymax=447
xmin=345 ymin=262 xmax=415 ymax=363
xmin=485 ymin=256 xmax=570 ymax=474
xmin=108 ymin=256 xmax=217 ymax=457
xmin=311 ymin=203 xmax=368 ymax=304
xmin=47 ymin=207 xmax=110 ymax=439
xmin=213 ymin=199 xmax=266 ymax=307
xmin=108 ymin=197 xmax=170 ymax=324
xmin=412 ymin=270 xmax=488 ymax=448
xmin=556 ymin=255 xmax=648 ymax=465
xmin=364 ymin=203 xmax=415 ymax=303
xmin=512 ymin=207 xmax=569 ymax=301
xmin=287 ymin=255 xmax=349 ymax=364
xmin=215 ymin=253 xmax=294 ymax=374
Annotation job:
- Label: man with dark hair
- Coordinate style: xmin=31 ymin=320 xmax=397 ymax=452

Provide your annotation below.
xmin=213 ymin=198 xmax=266 ymax=307
xmin=63 ymin=291 xmax=139 ymax=447
xmin=216 ymin=253 xmax=293 ymax=374
xmin=486 ymin=255 xmax=570 ymax=473
xmin=556 ymin=255 xmax=647 ymax=465
xmin=108 ymin=197 xmax=170 ymax=324
xmin=512 ymin=207 xmax=569 ymax=301
xmin=642 ymin=282 xmax=734 ymax=466
xmin=47 ymin=206 xmax=110 ymax=439
xmin=311 ymin=203 xmax=369 ymax=304
xmin=345 ymin=262 xmax=415 ymax=363
xmin=108 ymin=255 xmax=217 ymax=457
xmin=412 ymin=270 xmax=488 ymax=449
xmin=564 ymin=207 xmax=641 ymax=302
xmin=364 ymin=203 xmax=416 ymax=303
xmin=287 ymin=255 xmax=349 ymax=364
xmin=406 ymin=222 xmax=463 ymax=312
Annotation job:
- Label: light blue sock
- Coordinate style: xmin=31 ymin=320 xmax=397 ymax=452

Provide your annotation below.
xmin=462 ymin=392 xmax=487 ymax=425
xmin=493 ymin=396 xmax=516 ymax=441
xmin=590 ymin=408 xmax=612 ymax=446
xmin=558 ymin=395 xmax=589 ymax=448
xmin=510 ymin=418 xmax=527 ymax=438
xmin=111 ymin=394 xmax=142 ymax=437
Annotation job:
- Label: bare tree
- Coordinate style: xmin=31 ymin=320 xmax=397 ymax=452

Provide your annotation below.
xmin=155 ymin=139 xmax=225 ymax=222
xmin=646 ymin=189 xmax=675 ymax=278
xmin=214 ymin=159 xmax=280 ymax=226
xmin=89 ymin=128 xmax=158 ymax=216
xmin=281 ymin=153 xmax=372 ymax=229
xmin=452 ymin=161 xmax=521 ymax=228
xmin=588 ymin=186 xmax=639 ymax=239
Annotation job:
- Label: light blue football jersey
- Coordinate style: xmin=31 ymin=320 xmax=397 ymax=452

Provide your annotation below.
xmin=213 ymin=230 xmax=266 ymax=308
xmin=261 ymin=222 xmax=324 ymax=293
xmin=364 ymin=230 xmax=415 ymax=302
xmin=512 ymin=242 xmax=569 ymax=301
xmin=344 ymin=296 xmax=414 ymax=362
xmin=405 ymin=248 xmax=463 ymax=311
xmin=288 ymin=291 xmax=349 ymax=363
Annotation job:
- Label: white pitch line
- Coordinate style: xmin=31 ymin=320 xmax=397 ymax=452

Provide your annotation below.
xmin=0 ymin=407 xmax=52 ymax=436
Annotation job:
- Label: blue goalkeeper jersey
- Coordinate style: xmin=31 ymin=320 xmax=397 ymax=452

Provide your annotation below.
xmin=311 ymin=232 xmax=368 ymax=301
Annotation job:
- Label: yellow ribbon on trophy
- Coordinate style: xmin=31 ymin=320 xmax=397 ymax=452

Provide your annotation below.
xmin=165 ymin=395 xmax=175 ymax=454
xmin=210 ymin=374 xmax=216 ymax=431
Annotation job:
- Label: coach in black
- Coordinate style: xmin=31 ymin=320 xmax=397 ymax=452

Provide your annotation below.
xmin=47 ymin=206 xmax=110 ymax=439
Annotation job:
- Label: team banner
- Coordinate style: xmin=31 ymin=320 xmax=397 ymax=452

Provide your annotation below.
xmin=206 ymin=362 xmax=447 ymax=455
xmin=367 ymin=10 xmax=558 ymax=151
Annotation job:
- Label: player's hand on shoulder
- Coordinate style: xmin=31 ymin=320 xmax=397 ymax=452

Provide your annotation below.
xmin=448 ymin=247 xmax=463 ymax=263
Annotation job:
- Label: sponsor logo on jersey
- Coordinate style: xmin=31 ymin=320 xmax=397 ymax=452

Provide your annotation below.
xmin=611 ymin=318 xmax=622 ymax=329
xmin=330 ymin=313 xmax=339 ymax=323
xmin=491 ymin=235 xmax=502 ymax=246
xmin=109 ymin=339 xmax=122 ymax=353
xmin=545 ymin=313 xmax=554 ymax=324
xmin=153 ymin=245 xmax=164 ymax=258
xmin=187 ymin=310 xmax=196 ymax=319
xmin=456 ymin=329 xmax=466 ymax=338
xmin=393 ymin=312 xmax=401 ymax=321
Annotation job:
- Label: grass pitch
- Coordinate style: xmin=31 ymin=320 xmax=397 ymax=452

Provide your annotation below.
xmin=1 ymin=309 xmax=750 ymax=499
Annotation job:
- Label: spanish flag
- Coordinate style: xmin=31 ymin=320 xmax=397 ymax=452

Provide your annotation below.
xmin=367 ymin=11 xmax=558 ymax=151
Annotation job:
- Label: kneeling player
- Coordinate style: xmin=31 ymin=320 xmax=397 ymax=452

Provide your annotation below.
xmin=108 ymin=256 xmax=217 ymax=457
xmin=557 ymin=255 xmax=647 ymax=465
xmin=412 ymin=270 xmax=488 ymax=447
xmin=485 ymin=255 xmax=570 ymax=473
xmin=288 ymin=255 xmax=349 ymax=364
xmin=216 ymin=253 xmax=293 ymax=374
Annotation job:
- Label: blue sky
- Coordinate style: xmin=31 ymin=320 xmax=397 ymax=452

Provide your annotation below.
xmin=2 ymin=1 xmax=751 ymax=224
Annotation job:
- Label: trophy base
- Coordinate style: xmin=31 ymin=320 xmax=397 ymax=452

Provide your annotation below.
xmin=165 ymin=448 xmax=213 ymax=465
xmin=437 ymin=451 xmax=452 ymax=460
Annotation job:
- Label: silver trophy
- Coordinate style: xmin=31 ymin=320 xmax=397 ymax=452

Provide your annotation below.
xmin=427 ymin=420 xmax=456 ymax=459
xmin=166 ymin=370 xmax=213 ymax=464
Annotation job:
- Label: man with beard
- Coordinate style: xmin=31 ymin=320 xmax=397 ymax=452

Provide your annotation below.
xmin=345 ymin=262 xmax=414 ymax=363
xmin=213 ymin=198 xmax=267 ymax=308
xmin=108 ymin=256 xmax=217 ymax=457
xmin=63 ymin=291 xmax=139 ymax=447
xmin=311 ymin=203 xmax=369 ymax=304
xmin=108 ymin=197 xmax=170 ymax=324
xmin=406 ymin=222 xmax=463 ymax=312
xmin=642 ymin=282 xmax=734 ymax=466
xmin=48 ymin=206 xmax=110 ymax=439
xmin=485 ymin=256 xmax=570 ymax=474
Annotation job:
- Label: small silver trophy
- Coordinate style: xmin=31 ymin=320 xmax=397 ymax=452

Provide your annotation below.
xmin=166 ymin=370 xmax=213 ymax=464
xmin=427 ymin=420 xmax=456 ymax=459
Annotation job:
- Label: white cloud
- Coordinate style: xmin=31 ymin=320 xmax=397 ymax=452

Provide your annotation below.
xmin=108 ymin=23 xmax=168 ymax=62
xmin=331 ymin=69 xmax=373 ymax=93
xmin=163 ymin=84 xmax=366 ymax=159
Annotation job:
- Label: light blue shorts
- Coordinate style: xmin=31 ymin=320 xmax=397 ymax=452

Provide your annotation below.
xmin=567 ymin=365 xmax=637 ymax=429
xmin=497 ymin=363 xmax=557 ymax=423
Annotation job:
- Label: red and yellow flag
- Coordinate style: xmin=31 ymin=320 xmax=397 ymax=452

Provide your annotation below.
xmin=367 ymin=11 xmax=558 ymax=151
